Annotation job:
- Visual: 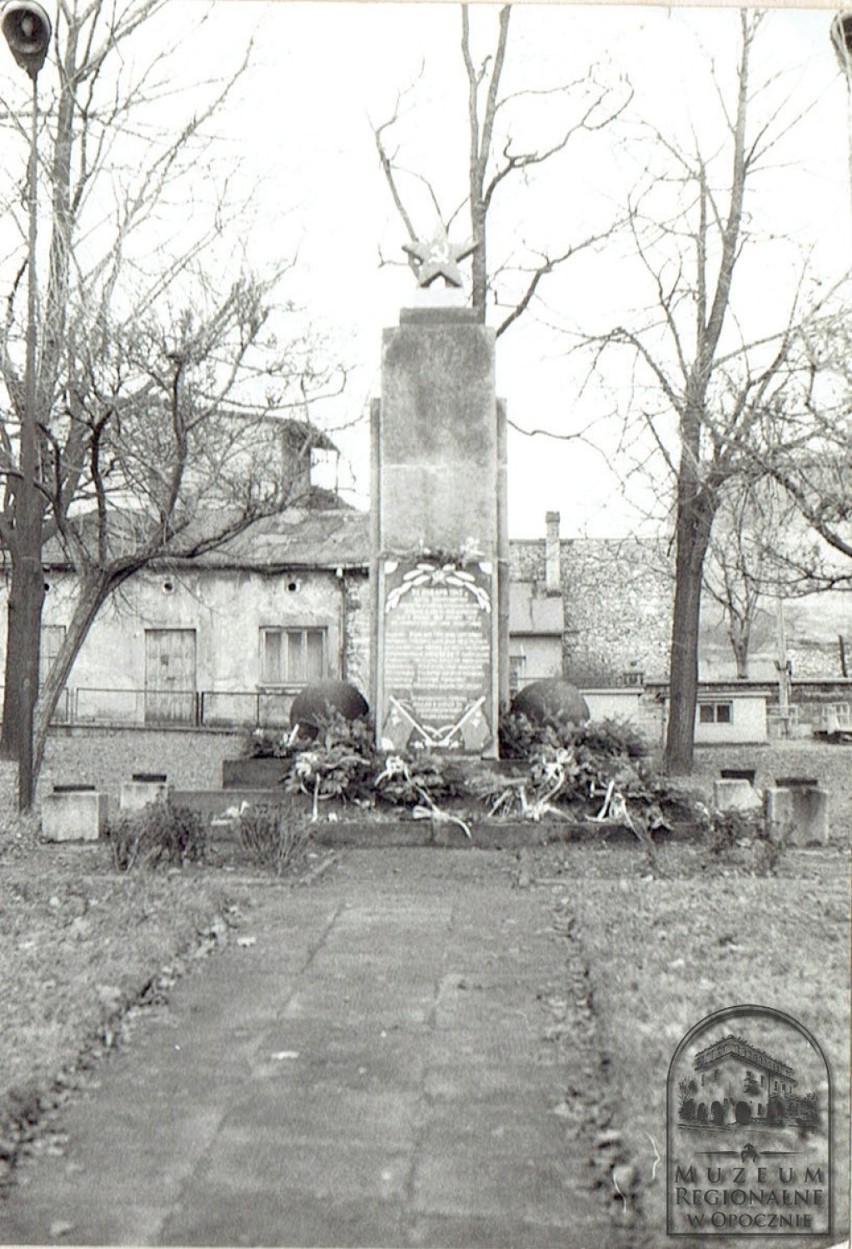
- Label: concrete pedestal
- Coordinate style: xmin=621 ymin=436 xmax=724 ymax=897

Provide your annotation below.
xmin=372 ymin=306 xmax=507 ymax=756
xmin=765 ymin=785 xmax=829 ymax=847
xmin=120 ymin=779 xmax=172 ymax=813
xmin=42 ymin=790 xmax=108 ymax=842
xmin=713 ymin=778 xmax=762 ymax=813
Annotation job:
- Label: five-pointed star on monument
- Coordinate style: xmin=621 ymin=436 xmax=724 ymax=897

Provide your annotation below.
xmin=402 ymin=230 xmax=478 ymax=288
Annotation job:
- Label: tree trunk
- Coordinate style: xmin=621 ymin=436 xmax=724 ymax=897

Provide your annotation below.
xmin=732 ymin=630 xmax=750 ymax=680
xmin=470 ymin=200 xmax=488 ymax=321
xmin=665 ymin=484 xmax=715 ymax=775
xmin=0 ymin=544 xmax=45 ymax=802
xmin=33 ymin=572 xmax=114 ymax=782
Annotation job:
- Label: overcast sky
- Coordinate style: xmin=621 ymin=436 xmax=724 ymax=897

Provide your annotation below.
xmin=194 ymin=2 xmax=847 ymax=539
xmin=6 ymin=2 xmax=850 ymax=539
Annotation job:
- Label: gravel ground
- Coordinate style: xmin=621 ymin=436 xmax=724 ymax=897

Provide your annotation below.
xmin=0 ymin=733 xmax=247 ymax=826
xmin=13 ymin=727 xmax=852 ymax=828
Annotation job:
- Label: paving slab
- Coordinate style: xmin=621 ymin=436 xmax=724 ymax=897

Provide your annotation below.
xmin=0 ymin=848 xmax=621 ymax=1248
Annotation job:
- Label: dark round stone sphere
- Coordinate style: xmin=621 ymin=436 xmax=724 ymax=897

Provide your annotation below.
xmin=511 ymin=678 xmax=590 ymax=727
xmin=289 ymin=680 xmax=369 ymax=738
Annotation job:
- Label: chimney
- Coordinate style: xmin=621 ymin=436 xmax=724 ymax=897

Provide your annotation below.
xmin=545 ymin=511 xmax=561 ymax=595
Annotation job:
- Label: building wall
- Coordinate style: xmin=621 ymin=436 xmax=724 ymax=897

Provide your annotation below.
xmin=693 ymin=1054 xmax=768 ymax=1124
xmin=582 ymin=689 xmax=645 ymax=722
xmin=693 ymin=693 xmax=768 ymax=745
xmin=515 ymin=530 xmax=851 ymax=686
xmin=692 ymin=1050 xmax=797 ymax=1126
xmin=8 ymin=525 xmax=849 ymax=732
xmin=341 ymin=572 xmax=371 ymax=699
xmin=28 ymin=565 xmax=370 ymax=724
xmin=508 ymin=634 xmax=563 ymax=686
xmin=511 ymin=537 xmax=673 ymax=684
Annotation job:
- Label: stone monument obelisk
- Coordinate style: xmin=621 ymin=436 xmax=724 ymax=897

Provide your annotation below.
xmin=371 ymin=231 xmax=508 ymax=756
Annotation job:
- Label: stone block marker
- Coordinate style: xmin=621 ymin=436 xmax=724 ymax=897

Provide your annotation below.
xmin=120 ymin=774 xmax=172 ymax=813
xmin=713 ymin=778 xmax=762 ymax=813
xmin=765 ymin=784 xmax=829 ymax=847
xmin=42 ymin=788 xmax=108 ymax=842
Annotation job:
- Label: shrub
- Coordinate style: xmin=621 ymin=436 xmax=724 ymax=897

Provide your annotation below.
xmin=498 ymin=709 xmax=565 ymax=759
xmin=496 ymin=711 xmax=689 ymax=839
xmin=706 ymin=807 xmax=781 ymax=875
xmin=499 ymin=710 xmax=650 ymax=765
xmin=243 ymin=727 xmax=299 ymax=760
xmin=572 ymin=718 xmax=650 ymax=760
xmin=374 ymin=752 xmax=471 ymax=808
xmin=108 ymin=804 xmax=208 ymax=872
xmin=284 ymin=714 xmax=377 ymax=806
xmin=236 ymin=803 xmax=313 ymax=876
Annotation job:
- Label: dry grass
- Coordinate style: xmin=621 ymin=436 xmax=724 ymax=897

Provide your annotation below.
xmin=561 ymin=840 xmax=851 ymax=1245
xmin=0 ymin=733 xmax=849 ymax=1240
xmin=0 ymin=827 xmax=255 ymax=1183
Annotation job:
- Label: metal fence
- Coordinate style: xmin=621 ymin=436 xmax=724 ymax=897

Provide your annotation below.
xmin=1 ymin=687 xmax=298 ymax=730
xmin=0 ymin=687 xmax=73 ymax=725
xmin=199 ymin=690 xmax=293 ymax=728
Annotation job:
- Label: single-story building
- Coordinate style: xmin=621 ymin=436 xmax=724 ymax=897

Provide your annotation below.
xmin=35 ymin=503 xmax=371 ymax=729
xmin=3 ymin=492 xmax=848 ymax=744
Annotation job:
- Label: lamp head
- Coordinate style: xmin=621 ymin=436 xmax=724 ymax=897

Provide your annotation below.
xmin=831 ymin=12 xmax=852 ymax=74
xmin=1 ymin=1 xmax=51 ymax=79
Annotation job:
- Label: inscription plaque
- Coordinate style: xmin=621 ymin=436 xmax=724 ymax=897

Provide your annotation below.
xmin=379 ymin=559 xmax=494 ymax=752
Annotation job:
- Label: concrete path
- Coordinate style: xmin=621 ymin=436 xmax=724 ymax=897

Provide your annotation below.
xmin=0 ymin=849 xmax=619 ymax=1248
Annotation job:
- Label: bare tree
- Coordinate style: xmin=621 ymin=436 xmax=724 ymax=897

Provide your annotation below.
xmin=373 ymin=4 xmax=631 ymax=334
xmin=752 ymin=304 xmax=852 ymax=579
xmin=0 ymin=2 xmax=342 ymax=807
xmin=31 ymin=272 xmax=343 ymax=785
xmin=704 ymin=485 xmax=767 ymax=681
xmin=703 ymin=477 xmax=811 ymax=679
xmin=579 ymin=12 xmax=832 ymax=773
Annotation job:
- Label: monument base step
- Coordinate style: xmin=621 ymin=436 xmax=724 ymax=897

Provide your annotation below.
xmin=171 ymin=786 xmax=696 ymax=851
xmin=172 ymin=788 xmax=292 ymax=819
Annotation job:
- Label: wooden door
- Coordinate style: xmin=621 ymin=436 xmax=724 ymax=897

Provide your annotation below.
xmin=144 ymin=629 xmax=197 ymax=724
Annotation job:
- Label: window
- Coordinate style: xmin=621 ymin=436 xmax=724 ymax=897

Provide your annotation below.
xmin=699 ymin=701 xmax=733 ymax=725
xmin=260 ymin=627 xmax=326 ymax=685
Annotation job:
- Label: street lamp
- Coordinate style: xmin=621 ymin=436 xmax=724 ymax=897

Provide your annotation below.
xmin=2 ymin=1 xmax=51 ymax=77
xmin=831 ymin=12 xmax=852 ymax=217
xmin=1 ymin=0 xmax=51 ymax=809
xmin=830 ymin=11 xmax=852 ymax=71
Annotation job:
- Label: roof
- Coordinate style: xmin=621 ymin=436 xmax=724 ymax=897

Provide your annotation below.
xmin=694 ymin=1034 xmax=795 ymax=1077
xmin=41 ymin=501 xmax=371 ymax=573
xmin=199 ymin=507 xmax=370 ymax=570
xmin=251 ymin=415 xmax=338 ymax=454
